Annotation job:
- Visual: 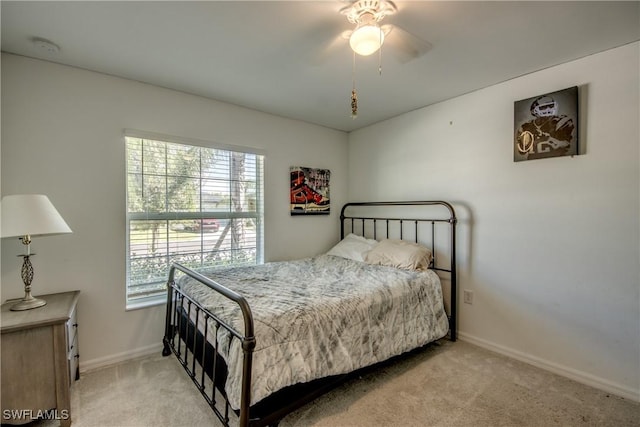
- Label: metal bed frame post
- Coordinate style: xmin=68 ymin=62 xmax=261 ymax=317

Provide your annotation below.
xmin=448 ymin=211 xmax=457 ymax=341
xmin=162 ymin=273 xmax=176 ymax=357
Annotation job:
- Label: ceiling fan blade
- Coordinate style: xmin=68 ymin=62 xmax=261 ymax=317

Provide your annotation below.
xmin=272 ymin=1 xmax=351 ymax=67
xmin=311 ymin=30 xmax=353 ymax=65
xmin=382 ymin=24 xmax=432 ymax=63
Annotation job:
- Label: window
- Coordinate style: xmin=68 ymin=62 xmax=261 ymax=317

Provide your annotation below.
xmin=125 ymin=134 xmax=264 ymax=308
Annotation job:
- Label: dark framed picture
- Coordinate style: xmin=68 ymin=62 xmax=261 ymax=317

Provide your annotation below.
xmin=514 ymin=86 xmax=578 ymax=162
xmin=290 ymin=166 xmax=330 ymax=215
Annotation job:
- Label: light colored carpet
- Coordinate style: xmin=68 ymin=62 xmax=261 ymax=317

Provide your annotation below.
xmin=29 ymin=340 xmax=639 ymax=426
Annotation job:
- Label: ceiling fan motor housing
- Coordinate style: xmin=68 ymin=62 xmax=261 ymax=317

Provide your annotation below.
xmin=343 ymin=0 xmax=397 ymax=24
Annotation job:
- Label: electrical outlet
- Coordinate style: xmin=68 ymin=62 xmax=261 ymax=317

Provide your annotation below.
xmin=463 ymin=289 xmax=474 ymax=305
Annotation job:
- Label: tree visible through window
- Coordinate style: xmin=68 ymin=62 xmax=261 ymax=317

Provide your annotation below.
xmin=125 ymin=135 xmax=264 ymax=306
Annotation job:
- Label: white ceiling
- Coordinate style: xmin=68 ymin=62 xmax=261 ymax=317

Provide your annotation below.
xmin=2 ymin=1 xmax=639 ymax=132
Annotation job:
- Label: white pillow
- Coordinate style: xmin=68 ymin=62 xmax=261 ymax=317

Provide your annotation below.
xmin=326 ymin=233 xmax=378 ymax=262
xmin=365 ymin=239 xmax=433 ymax=271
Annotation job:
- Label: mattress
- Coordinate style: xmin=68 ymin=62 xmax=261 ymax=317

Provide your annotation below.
xmin=177 ymin=254 xmax=449 ymax=410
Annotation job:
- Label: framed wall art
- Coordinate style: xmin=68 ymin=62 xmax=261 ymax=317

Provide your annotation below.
xmin=290 ymin=166 xmax=330 ymax=215
xmin=514 ymin=86 xmax=579 ymax=162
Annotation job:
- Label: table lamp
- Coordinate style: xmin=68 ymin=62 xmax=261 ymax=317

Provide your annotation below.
xmin=1 ymin=194 xmax=72 ymax=310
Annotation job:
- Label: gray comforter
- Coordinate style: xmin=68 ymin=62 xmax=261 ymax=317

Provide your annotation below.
xmin=178 ymin=254 xmax=449 ymax=410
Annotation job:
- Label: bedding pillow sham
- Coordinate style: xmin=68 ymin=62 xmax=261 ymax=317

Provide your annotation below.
xmin=365 ymin=239 xmax=433 ymax=271
xmin=326 ymin=233 xmax=378 ymax=262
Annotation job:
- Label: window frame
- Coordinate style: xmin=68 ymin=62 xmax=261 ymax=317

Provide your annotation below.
xmin=124 ymin=130 xmax=265 ymax=310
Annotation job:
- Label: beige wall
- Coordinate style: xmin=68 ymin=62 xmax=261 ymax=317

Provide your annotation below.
xmin=348 ymin=43 xmax=640 ymax=400
xmin=1 ymin=53 xmax=348 ymax=368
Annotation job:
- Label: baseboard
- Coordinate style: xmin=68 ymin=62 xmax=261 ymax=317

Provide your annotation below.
xmin=458 ymin=332 xmax=640 ymax=402
xmin=79 ymin=342 xmax=164 ymax=374
xmin=79 ymin=334 xmax=640 ymax=403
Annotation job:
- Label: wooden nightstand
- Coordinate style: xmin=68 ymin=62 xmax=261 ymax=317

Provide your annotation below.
xmin=1 ymin=291 xmax=80 ymax=426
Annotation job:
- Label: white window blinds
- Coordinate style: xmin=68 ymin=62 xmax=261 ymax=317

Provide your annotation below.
xmin=125 ymin=135 xmax=264 ymax=306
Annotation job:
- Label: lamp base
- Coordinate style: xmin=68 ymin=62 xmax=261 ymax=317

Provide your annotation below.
xmin=10 ymin=295 xmax=47 ymax=311
xmin=10 ymin=251 xmax=47 ymax=310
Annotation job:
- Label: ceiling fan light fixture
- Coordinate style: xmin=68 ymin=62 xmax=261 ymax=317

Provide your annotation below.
xmin=350 ymin=24 xmax=384 ymax=56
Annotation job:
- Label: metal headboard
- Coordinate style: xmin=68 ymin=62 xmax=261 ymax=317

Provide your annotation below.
xmin=340 ymin=201 xmax=457 ymax=341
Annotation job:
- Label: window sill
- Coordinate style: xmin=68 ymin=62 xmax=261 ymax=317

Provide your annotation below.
xmin=126 ymin=295 xmax=165 ymax=311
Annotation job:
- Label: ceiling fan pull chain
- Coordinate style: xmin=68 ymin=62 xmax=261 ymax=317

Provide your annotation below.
xmin=351 ymin=89 xmax=358 ymax=119
xmin=378 ymin=45 xmax=383 ymax=75
xmin=379 ymin=25 xmax=383 ymax=75
xmin=351 ymin=51 xmax=358 ymax=119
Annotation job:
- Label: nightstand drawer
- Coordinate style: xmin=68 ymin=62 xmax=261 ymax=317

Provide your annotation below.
xmin=67 ymin=332 xmax=78 ymax=360
xmin=66 ymin=305 xmax=78 ymax=353
xmin=68 ymin=343 xmax=79 ymax=384
xmin=66 ymin=305 xmax=79 ymax=383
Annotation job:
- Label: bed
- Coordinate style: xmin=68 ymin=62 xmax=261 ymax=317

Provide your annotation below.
xmin=162 ymin=201 xmax=457 ymax=427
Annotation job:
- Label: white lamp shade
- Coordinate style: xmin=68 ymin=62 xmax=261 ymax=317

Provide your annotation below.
xmin=1 ymin=194 xmax=72 ymax=238
xmin=350 ymin=24 xmax=385 ymax=56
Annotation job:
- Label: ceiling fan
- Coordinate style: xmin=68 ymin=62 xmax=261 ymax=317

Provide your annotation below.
xmin=339 ymin=0 xmax=432 ymax=62
xmin=335 ymin=1 xmax=432 ymax=118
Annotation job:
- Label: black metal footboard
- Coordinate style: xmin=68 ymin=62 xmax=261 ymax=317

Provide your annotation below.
xmin=162 ymin=264 xmax=256 ymax=427
xmin=162 ymin=267 xmax=348 ymax=427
